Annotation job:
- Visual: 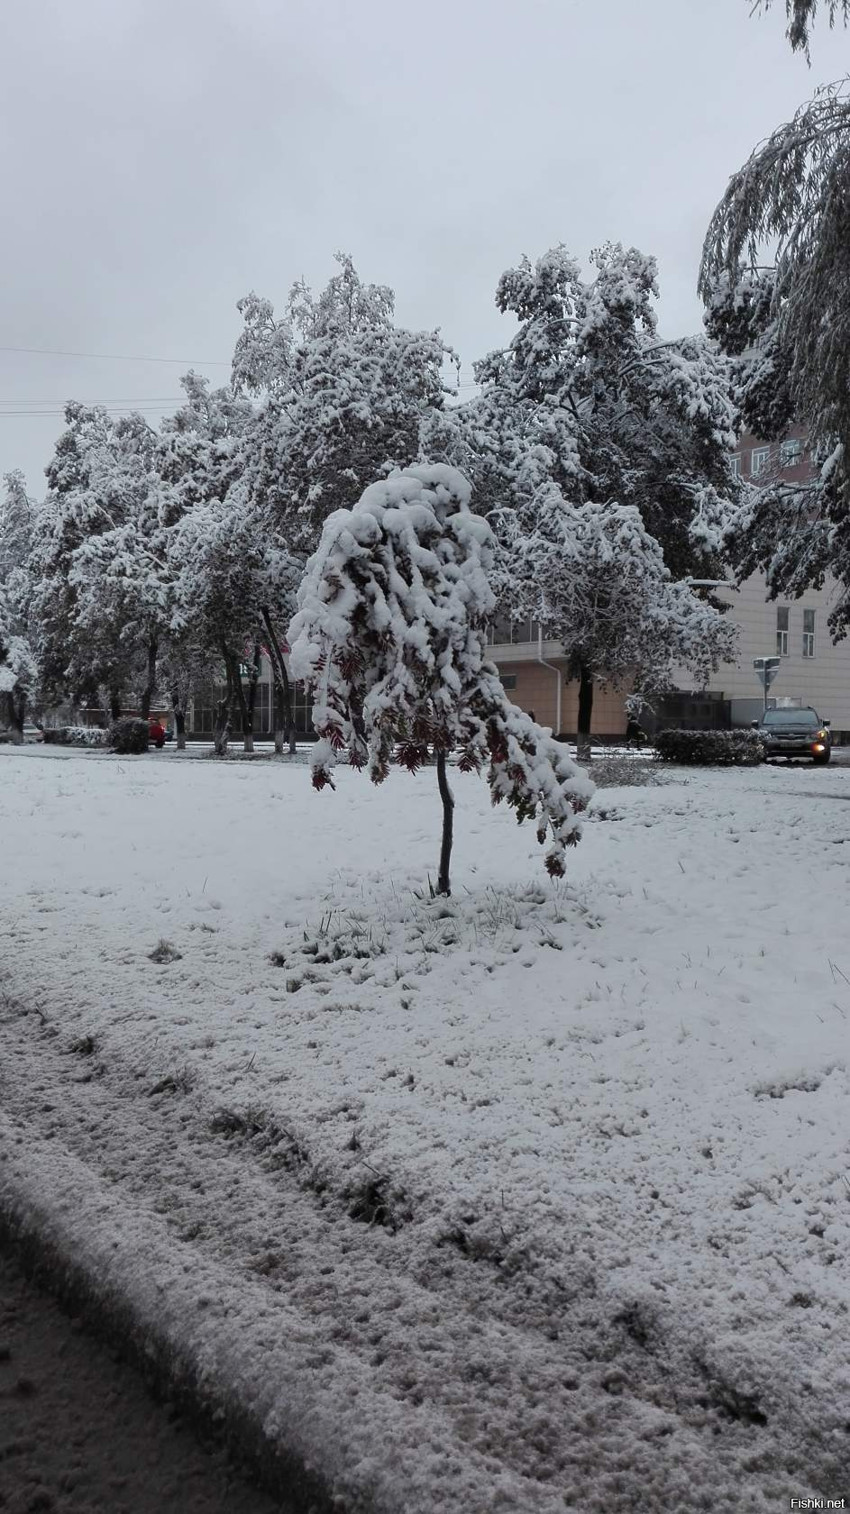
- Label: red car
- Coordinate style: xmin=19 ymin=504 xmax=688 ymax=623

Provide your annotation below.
xmin=148 ymin=718 xmax=166 ymax=749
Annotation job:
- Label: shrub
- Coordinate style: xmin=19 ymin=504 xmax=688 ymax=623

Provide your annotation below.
xmin=109 ymin=717 xmax=150 ymax=755
xmin=41 ymin=725 xmax=111 ymax=747
xmin=654 ymin=728 xmax=765 ymax=765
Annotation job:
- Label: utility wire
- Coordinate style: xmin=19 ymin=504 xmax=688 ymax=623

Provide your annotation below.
xmin=0 ymin=404 xmax=183 ymax=419
xmin=0 ymin=396 xmax=184 ymax=407
xmin=0 ymin=344 xmax=230 ymax=366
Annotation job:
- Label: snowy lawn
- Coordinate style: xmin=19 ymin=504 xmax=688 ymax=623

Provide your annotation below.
xmin=1 ymin=747 xmax=849 ymax=1512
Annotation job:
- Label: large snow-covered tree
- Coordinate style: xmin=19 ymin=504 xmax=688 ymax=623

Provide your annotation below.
xmin=0 ymin=470 xmax=35 ymax=583
xmin=502 ymin=480 xmax=739 ymax=753
xmin=155 ymin=372 xmax=295 ymax=752
xmin=0 ymin=470 xmax=39 ymax=737
xmin=233 ymin=252 xmax=454 ymax=555
xmin=699 ymin=84 xmax=850 ymax=633
xmin=167 ymin=496 xmax=262 ymax=755
xmin=288 ymin=464 xmax=594 ymax=895
xmin=0 ymin=582 xmax=38 ymax=740
xmin=29 ymin=404 xmax=165 ymax=718
xmin=431 ymin=244 xmax=739 ymax=741
xmin=462 ymin=243 xmax=738 ymax=582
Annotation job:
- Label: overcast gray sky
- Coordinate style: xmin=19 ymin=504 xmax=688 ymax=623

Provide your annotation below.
xmin=1 ymin=0 xmax=848 ymax=493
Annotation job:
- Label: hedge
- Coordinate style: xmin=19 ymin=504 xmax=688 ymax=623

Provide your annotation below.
xmin=42 ymin=726 xmax=111 ymax=747
xmin=654 ymin=728 xmax=765 ymax=765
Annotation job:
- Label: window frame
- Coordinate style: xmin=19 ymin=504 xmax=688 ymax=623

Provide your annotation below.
xmin=751 ymin=446 xmax=771 ymax=476
xmin=776 ymin=605 xmax=790 ymax=658
xmin=802 ymin=608 xmax=815 ymax=660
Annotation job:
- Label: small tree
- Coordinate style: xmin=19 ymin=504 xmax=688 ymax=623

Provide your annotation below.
xmin=287 ymin=464 xmax=594 ymax=895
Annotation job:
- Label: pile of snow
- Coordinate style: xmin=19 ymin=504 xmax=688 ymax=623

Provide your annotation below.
xmin=0 ymin=750 xmax=848 ymax=1511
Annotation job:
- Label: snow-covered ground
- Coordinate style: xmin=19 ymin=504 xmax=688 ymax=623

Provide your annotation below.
xmin=1 ymin=747 xmax=848 ymax=1512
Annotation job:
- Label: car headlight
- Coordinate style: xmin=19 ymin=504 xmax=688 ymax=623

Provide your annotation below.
xmin=817 ymin=729 xmax=827 ymax=739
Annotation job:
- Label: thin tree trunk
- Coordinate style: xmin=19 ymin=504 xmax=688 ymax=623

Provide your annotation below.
xmin=225 ymin=648 xmax=251 ymax=752
xmin=577 ymin=662 xmax=594 ymax=764
xmin=140 ymin=639 xmax=158 ymax=720
xmin=171 ymin=687 xmax=187 ymax=751
xmin=242 ymin=639 xmax=262 ymax=753
xmin=213 ymin=645 xmax=233 ymax=757
xmin=435 ymin=751 xmax=454 ymax=897
xmin=12 ymin=689 xmax=25 ymax=742
xmin=109 ymin=688 xmax=122 ymax=722
xmin=261 ymin=606 xmax=296 ymax=754
xmin=273 ymin=681 xmax=285 ymax=755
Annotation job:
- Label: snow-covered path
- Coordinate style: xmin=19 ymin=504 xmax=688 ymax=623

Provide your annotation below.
xmin=0 ymin=1239 xmax=287 ymax=1514
xmin=1 ymin=749 xmax=848 ymax=1512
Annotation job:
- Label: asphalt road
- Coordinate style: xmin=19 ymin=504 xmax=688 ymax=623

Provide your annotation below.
xmin=0 ymin=1242 xmax=288 ymax=1514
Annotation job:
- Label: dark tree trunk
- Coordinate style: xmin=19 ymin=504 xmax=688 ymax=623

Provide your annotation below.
xmin=242 ymin=639 xmax=262 ymax=753
xmin=109 ymin=689 xmax=122 ymax=722
xmin=1 ymin=690 xmax=24 ymax=743
xmin=213 ymin=645 xmax=233 ymax=757
xmin=140 ymin=639 xmax=158 ymax=720
xmin=261 ymin=607 xmax=296 ymax=755
xmin=577 ymin=662 xmax=594 ymax=763
xmin=224 ymin=647 xmax=251 ymax=753
xmin=12 ymin=688 xmax=25 ymax=741
xmin=171 ymin=687 xmax=187 ymax=751
xmin=435 ymin=751 xmax=455 ymax=897
xmin=272 ymin=681 xmax=285 ymax=756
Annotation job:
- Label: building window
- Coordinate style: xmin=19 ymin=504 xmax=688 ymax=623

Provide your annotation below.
xmin=802 ymin=608 xmax=815 ymax=659
xmin=487 ymin=617 xmax=538 ymax=646
xmin=500 ymin=674 xmax=517 ymax=691
xmin=776 ymin=606 xmax=789 ymax=657
xmin=780 ymin=438 xmax=803 ymax=467
xmin=730 ymin=454 xmax=741 ymax=479
xmin=751 ymin=446 xmax=771 ymax=476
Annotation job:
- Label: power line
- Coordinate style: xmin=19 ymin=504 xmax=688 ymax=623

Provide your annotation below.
xmin=0 ymin=396 xmax=184 ymax=407
xmin=0 ymin=344 xmax=230 ymax=366
xmin=0 ymin=404 xmax=183 ymax=419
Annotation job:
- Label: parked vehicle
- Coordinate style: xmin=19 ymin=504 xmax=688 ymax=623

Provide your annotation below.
xmin=22 ymin=723 xmax=43 ymax=742
xmin=752 ymin=707 xmax=831 ymax=764
xmin=148 ymin=717 xmax=167 ymax=750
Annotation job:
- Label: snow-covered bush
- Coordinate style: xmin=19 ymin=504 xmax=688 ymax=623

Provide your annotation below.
xmin=288 ymin=463 xmax=594 ymax=895
xmin=41 ymin=725 xmax=110 ymax=747
xmin=655 ymin=728 xmax=764 ymax=765
xmin=65 ymin=725 xmax=110 ymax=747
xmin=109 ymin=717 xmax=150 ymax=754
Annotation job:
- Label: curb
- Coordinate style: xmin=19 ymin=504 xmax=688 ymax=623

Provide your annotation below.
xmin=0 ymin=1117 xmax=376 ymax=1514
